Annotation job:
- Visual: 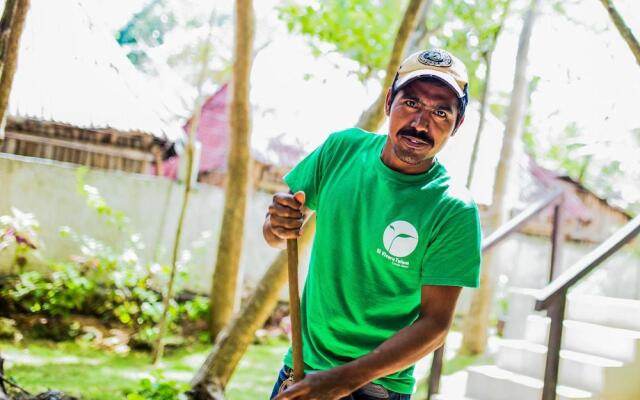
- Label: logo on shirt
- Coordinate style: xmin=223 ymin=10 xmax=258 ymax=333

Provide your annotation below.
xmin=383 ymin=221 xmax=419 ymax=257
xmin=376 ymin=221 xmax=419 ymax=268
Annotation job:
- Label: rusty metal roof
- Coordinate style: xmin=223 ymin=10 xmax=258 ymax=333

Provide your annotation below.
xmin=7 ymin=0 xmax=183 ymax=143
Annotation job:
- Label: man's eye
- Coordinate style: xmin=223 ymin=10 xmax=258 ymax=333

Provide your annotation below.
xmin=404 ymin=100 xmax=418 ymax=108
xmin=433 ymin=110 xmax=448 ymax=118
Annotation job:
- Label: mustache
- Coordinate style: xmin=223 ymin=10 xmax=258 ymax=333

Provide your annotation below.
xmin=397 ymin=127 xmax=434 ymax=146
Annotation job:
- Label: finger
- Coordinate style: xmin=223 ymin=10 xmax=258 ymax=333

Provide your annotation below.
xmin=269 ymin=203 xmax=304 ymax=219
xmin=270 ymin=215 xmax=304 ymax=230
xmin=271 ymin=226 xmax=303 ymax=240
xmin=274 ymin=192 xmax=304 ymax=210
xmin=274 ymin=382 xmax=308 ymax=400
xmin=293 ymin=191 xmax=306 ymax=205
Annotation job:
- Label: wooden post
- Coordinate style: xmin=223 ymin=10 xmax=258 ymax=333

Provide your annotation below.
xmin=153 ymin=146 xmax=164 ymax=176
xmin=287 ymin=238 xmax=304 ymax=382
xmin=427 ymin=344 xmax=444 ymax=399
xmin=549 ymin=201 xmax=564 ymax=282
xmin=542 ymin=293 xmax=566 ymax=400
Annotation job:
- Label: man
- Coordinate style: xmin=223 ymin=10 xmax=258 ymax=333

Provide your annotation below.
xmin=263 ymin=48 xmax=482 ymax=400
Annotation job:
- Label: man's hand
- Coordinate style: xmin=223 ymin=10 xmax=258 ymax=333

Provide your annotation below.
xmin=263 ymin=191 xmax=306 ymax=249
xmin=274 ymin=370 xmax=353 ymax=400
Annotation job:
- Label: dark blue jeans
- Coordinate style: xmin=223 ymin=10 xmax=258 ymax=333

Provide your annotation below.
xmin=269 ymin=366 xmax=411 ymax=399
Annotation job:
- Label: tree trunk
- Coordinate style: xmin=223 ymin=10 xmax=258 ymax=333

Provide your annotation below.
xmin=466 ymin=0 xmax=511 ymax=188
xmin=152 ymin=6 xmax=219 ymax=365
xmin=598 ymin=0 xmax=640 ymax=66
xmin=190 ymin=217 xmax=316 ymax=398
xmin=189 ymin=2 xmax=429 ymax=396
xmin=355 ymin=0 xmax=427 ymax=132
xmin=460 ymin=0 xmax=540 ymax=355
xmin=405 ymin=0 xmax=433 ymax=56
xmin=0 ymin=0 xmax=28 ymax=140
xmin=209 ymin=0 xmax=254 ymax=341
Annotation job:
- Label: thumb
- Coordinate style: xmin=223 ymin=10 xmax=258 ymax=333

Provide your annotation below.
xmin=293 ymin=191 xmax=305 ymax=206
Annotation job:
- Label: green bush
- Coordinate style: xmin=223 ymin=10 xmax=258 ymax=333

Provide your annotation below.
xmin=1 ymin=170 xmax=211 ymax=342
xmin=125 ymin=375 xmax=189 ymax=400
xmin=3 ymin=263 xmax=95 ymax=316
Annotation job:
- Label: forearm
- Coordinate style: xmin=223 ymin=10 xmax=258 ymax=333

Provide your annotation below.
xmin=335 ymin=316 xmax=451 ymax=390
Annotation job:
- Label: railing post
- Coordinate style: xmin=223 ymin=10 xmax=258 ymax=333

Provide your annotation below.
xmin=426 ymin=344 xmax=445 ymax=400
xmin=549 ymin=201 xmax=564 ymax=282
xmin=542 ymin=292 xmax=567 ymax=400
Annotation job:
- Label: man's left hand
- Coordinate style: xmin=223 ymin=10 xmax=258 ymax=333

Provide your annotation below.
xmin=274 ymin=370 xmax=354 ymax=400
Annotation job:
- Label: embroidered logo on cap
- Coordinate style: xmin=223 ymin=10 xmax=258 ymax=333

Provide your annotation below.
xmin=418 ymin=49 xmax=452 ymax=67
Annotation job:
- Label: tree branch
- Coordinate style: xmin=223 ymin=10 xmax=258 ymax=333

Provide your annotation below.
xmin=598 ymin=0 xmax=640 ymax=66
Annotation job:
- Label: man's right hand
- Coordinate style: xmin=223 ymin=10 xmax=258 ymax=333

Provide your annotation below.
xmin=263 ymin=191 xmax=306 ymax=248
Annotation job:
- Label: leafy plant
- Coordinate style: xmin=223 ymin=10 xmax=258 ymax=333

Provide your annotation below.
xmin=3 ymin=263 xmax=95 ymax=316
xmin=278 ymin=0 xmax=404 ymax=81
xmin=1 ymin=171 xmax=211 ymax=342
xmin=125 ymin=374 xmax=189 ymax=400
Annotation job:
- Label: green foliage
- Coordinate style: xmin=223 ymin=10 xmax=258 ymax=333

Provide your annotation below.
xmin=0 ymin=173 xmax=210 ymax=340
xmin=546 ymin=122 xmax=591 ymax=181
xmin=178 ymin=295 xmax=209 ymax=321
xmin=126 ymin=374 xmax=189 ymax=400
xmin=426 ymin=0 xmax=511 ymax=99
xmin=278 ymin=0 xmax=510 ymax=99
xmin=115 ymin=0 xmax=233 ymax=109
xmin=4 ymin=263 xmax=95 ymax=316
xmin=116 ymin=0 xmax=178 ymax=70
xmin=278 ymin=0 xmax=405 ymax=81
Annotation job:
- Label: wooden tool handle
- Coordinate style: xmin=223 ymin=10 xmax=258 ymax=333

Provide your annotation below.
xmin=287 ymin=238 xmax=304 ymax=382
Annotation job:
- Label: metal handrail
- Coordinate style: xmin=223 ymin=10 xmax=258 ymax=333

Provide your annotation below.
xmin=535 ymin=214 xmax=640 ymax=310
xmin=534 ymin=214 xmax=640 ymax=400
xmin=427 ymin=189 xmax=565 ymax=399
xmin=482 ymin=189 xmax=564 ymax=252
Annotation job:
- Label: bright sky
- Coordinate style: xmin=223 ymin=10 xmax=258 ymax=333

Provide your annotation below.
xmin=91 ymin=0 xmax=640 ymax=204
xmin=93 ymin=0 xmax=640 ymax=144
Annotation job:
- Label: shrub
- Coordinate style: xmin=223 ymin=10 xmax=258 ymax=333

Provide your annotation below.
xmin=125 ymin=375 xmax=189 ymax=400
xmin=0 ymin=170 xmax=211 ymax=343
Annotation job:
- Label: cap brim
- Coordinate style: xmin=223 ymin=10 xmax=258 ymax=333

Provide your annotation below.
xmin=394 ymin=70 xmax=464 ymax=98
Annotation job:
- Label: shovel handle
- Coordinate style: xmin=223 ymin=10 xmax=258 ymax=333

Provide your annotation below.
xmin=287 ymin=238 xmax=304 ymax=382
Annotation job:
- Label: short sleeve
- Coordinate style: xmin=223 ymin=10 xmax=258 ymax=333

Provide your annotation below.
xmin=283 ymin=138 xmax=331 ymax=211
xmin=420 ymin=206 xmax=482 ymax=287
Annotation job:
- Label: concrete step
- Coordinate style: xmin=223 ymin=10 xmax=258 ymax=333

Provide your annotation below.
xmin=496 ymin=339 xmax=636 ymax=394
xmin=465 ymin=365 xmax=593 ymax=400
xmin=525 ymin=315 xmax=640 ymax=363
xmin=567 ymin=294 xmax=640 ymax=331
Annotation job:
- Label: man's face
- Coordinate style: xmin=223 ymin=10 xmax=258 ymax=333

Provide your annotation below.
xmin=382 ymin=79 xmax=460 ymax=174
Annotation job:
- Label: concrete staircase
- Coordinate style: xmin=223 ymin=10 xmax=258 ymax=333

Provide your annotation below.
xmin=438 ymin=294 xmax=640 ymax=400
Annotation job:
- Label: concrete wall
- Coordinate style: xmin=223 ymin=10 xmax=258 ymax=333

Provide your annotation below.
xmin=2 ymin=153 xmax=637 ymax=310
xmin=0 ymin=153 xmax=294 ymax=294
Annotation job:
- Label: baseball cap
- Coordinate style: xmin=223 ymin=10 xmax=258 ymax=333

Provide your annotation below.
xmin=393 ymin=49 xmax=468 ymax=98
xmin=391 ymin=49 xmax=469 ymax=127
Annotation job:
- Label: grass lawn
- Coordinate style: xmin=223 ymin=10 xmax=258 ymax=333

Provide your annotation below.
xmin=0 ymin=339 xmax=287 ymax=399
xmin=0 ymin=338 xmax=483 ymax=399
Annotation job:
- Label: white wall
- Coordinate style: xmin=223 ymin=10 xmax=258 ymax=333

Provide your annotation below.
xmin=2 ymin=153 xmax=637 ymax=308
xmin=0 ymin=153 xmax=293 ymax=294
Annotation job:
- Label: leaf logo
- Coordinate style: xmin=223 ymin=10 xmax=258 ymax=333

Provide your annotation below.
xmin=383 ymin=221 xmax=419 ymax=258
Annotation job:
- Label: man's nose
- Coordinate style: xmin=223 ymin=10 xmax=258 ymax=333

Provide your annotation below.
xmin=410 ymin=110 xmax=429 ymax=129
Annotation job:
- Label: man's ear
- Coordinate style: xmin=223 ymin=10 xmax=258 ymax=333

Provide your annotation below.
xmin=384 ymin=89 xmax=393 ymax=116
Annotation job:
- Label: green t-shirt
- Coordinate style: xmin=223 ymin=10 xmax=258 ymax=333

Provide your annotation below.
xmin=283 ymin=128 xmax=481 ymax=394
